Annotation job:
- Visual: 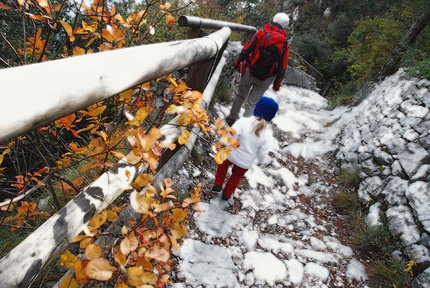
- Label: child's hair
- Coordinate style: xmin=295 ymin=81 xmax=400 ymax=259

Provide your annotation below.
xmin=254 ymin=116 xmax=267 ymax=137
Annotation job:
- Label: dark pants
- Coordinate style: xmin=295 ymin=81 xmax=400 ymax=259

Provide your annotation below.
xmin=214 ymin=159 xmax=248 ymax=198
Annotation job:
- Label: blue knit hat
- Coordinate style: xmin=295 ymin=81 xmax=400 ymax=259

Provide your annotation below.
xmin=254 ymin=96 xmax=279 ymax=122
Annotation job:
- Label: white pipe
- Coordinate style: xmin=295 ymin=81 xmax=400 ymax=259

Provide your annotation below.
xmin=0 ymin=27 xmax=231 ymax=143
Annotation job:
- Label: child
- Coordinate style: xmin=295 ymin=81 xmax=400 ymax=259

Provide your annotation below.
xmin=213 ymin=96 xmax=279 ymax=200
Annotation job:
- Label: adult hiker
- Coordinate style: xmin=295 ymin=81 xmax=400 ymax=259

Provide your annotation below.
xmin=225 ymin=12 xmax=290 ymax=127
xmin=212 ymin=96 xmax=279 ymax=201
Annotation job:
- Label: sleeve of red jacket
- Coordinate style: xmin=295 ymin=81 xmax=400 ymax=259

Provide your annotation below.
xmin=273 ymin=43 xmax=290 ymax=91
xmin=235 ymin=32 xmax=259 ymax=68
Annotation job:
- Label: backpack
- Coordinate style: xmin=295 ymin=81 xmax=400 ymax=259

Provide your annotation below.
xmin=248 ymin=33 xmax=281 ymax=80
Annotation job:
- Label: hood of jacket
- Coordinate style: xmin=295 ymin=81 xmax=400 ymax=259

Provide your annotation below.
xmin=263 ymin=22 xmax=287 ymax=38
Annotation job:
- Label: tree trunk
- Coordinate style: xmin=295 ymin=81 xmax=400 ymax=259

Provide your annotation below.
xmin=377 ymin=9 xmax=430 ymax=80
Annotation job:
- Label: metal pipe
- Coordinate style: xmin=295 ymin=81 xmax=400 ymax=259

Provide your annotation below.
xmin=178 ymin=15 xmax=257 ymax=34
xmin=0 ymin=27 xmax=231 ymax=143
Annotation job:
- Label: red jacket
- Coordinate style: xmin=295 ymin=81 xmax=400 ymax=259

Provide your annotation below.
xmin=235 ymin=22 xmax=290 ymax=90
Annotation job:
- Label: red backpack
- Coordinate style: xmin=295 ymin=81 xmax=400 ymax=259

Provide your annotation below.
xmin=248 ymin=32 xmax=287 ymax=80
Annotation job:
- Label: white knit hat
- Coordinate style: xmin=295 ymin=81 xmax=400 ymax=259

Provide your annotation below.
xmin=273 ymin=13 xmax=290 ymax=28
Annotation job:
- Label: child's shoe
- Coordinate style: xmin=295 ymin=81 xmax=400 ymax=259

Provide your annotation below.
xmin=221 ymin=194 xmax=230 ymax=201
xmin=212 ymin=184 xmax=222 ymax=193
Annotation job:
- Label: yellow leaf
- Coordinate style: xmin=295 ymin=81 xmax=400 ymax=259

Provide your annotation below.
xmin=121 ymin=225 xmax=128 ymax=235
xmin=214 ymin=147 xmax=231 ymax=164
xmin=60 ymin=274 xmax=79 ymax=288
xmin=59 ymin=20 xmax=75 ymax=43
xmin=72 ymin=235 xmax=88 ymax=243
xmin=165 ymin=104 xmax=178 ymax=114
xmin=169 ymin=235 xmax=178 ymax=252
xmin=85 ymin=258 xmax=113 ymax=281
xmin=120 ymin=237 xmax=131 ymax=255
xmin=133 ymin=173 xmax=153 ymax=188
xmin=82 ymin=21 xmax=98 ymax=33
xmin=172 ymin=208 xmax=186 ymax=222
xmin=127 ymin=267 xmax=158 ymax=286
xmin=118 ymin=89 xmax=133 ymax=102
xmin=86 ymin=244 xmax=102 ymax=260
xmin=182 ymin=197 xmax=199 ymax=208
xmin=115 ymin=279 xmax=128 ymax=288
xmin=130 ymin=191 xmax=153 ymax=214
xmin=159 ymin=3 xmax=171 ymax=9
xmin=104 ymin=209 xmax=118 ymax=222
xmin=60 ymin=249 xmax=78 ymax=269
xmin=97 ymin=131 xmax=107 ymax=142
xmin=74 ymin=260 xmax=89 ymax=284
xmin=90 ymin=213 xmax=106 ymax=229
xmin=110 ymin=150 xmax=125 ymax=159
xmin=153 ymin=202 xmax=171 ymax=212
xmin=231 ymin=139 xmax=240 ymax=149
xmin=88 ymin=105 xmax=106 ymax=117
xmin=170 ymin=223 xmax=187 ymax=238
xmin=114 ymin=252 xmax=127 ymax=267
xmin=72 ymin=46 xmax=85 ymax=56
xmin=80 ymin=237 xmax=93 ymax=249
xmin=178 ymin=129 xmax=190 ymax=145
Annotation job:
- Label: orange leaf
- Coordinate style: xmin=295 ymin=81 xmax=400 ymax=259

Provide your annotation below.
xmin=29 ymin=14 xmax=47 ymax=21
xmin=86 ymin=244 xmax=102 ymax=260
xmin=79 ymin=162 xmax=97 ymax=173
xmin=59 ymin=274 xmax=79 ymax=288
xmin=165 ymin=14 xmax=175 ymax=27
xmin=59 ymin=20 xmax=75 ymax=42
xmin=0 ymin=2 xmax=11 ymax=10
xmin=80 ymin=237 xmax=94 ymax=249
xmin=85 ymin=258 xmax=113 ymax=281
xmin=74 ymin=260 xmax=89 ymax=284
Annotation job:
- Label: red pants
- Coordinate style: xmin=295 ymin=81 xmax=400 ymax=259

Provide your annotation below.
xmin=214 ymin=159 xmax=248 ymax=198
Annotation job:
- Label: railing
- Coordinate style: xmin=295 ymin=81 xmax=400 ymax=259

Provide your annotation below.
xmin=0 ymin=16 xmax=258 ymax=287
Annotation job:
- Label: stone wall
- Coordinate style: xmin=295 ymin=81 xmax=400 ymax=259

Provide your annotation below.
xmin=335 ymin=70 xmax=430 ymax=285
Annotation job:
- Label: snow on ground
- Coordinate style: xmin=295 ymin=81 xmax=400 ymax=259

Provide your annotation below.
xmin=171 ymin=83 xmax=372 ymax=287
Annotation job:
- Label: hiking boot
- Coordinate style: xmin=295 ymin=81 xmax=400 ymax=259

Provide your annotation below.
xmin=212 ymin=184 xmax=222 ymax=193
xmin=221 ymin=194 xmax=230 ymax=201
xmin=225 ymin=117 xmax=236 ymax=126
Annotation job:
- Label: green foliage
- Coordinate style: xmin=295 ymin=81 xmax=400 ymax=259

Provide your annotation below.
xmin=347 ymin=16 xmax=403 ymax=80
xmin=406 ymin=59 xmax=430 ymax=79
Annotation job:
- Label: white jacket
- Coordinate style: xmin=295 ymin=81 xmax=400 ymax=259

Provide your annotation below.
xmin=227 ymin=116 xmax=274 ymax=169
